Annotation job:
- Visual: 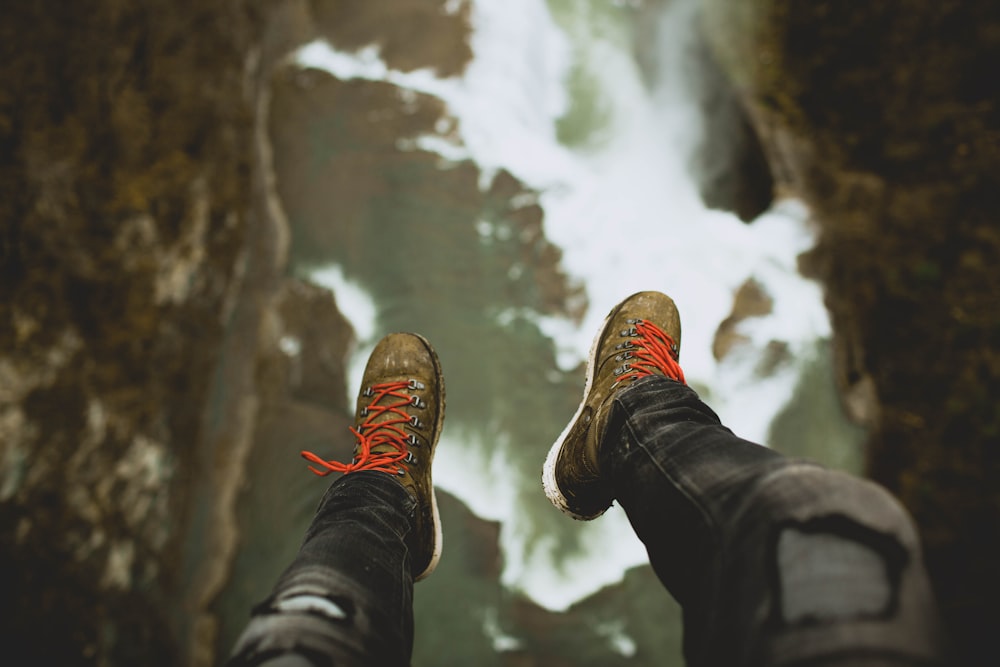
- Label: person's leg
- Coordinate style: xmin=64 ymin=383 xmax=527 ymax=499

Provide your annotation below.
xmin=226 ymin=472 xmax=417 ymax=667
xmin=603 ymin=375 xmax=947 ymax=666
xmin=545 ymin=291 xmax=947 ymax=666
xmin=228 ymin=333 xmax=446 ymax=667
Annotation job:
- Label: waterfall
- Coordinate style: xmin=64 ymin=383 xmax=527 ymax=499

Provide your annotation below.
xmin=296 ymin=0 xmax=829 ymax=612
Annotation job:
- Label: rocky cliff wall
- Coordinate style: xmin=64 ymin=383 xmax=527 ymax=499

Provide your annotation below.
xmin=702 ymin=1 xmax=1000 ymax=663
xmin=0 ymin=1 xmax=298 ymax=664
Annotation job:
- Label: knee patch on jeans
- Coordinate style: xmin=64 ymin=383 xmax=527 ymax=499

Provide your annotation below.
xmin=269 ymin=592 xmax=350 ymax=622
xmin=228 ymin=590 xmax=357 ymax=666
xmin=771 ymin=515 xmax=907 ymax=625
xmin=251 ymin=577 xmax=359 ymax=622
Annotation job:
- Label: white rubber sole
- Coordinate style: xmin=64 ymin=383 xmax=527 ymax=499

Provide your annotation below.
xmin=541 ymin=305 xmax=614 ymax=521
xmin=415 ymin=487 xmax=442 ymax=582
xmin=413 ymin=333 xmax=445 ymax=582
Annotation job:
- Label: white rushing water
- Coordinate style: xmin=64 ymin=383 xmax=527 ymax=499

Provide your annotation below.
xmin=301 ymin=0 xmax=829 ymax=611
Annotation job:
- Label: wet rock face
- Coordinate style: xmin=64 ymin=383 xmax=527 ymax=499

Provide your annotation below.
xmin=702 ymin=1 xmax=1000 ymax=662
xmin=685 ymin=26 xmax=776 ymax=223
xmin=631 ymin=0 xmax=776 ymax=223
xmin=712 ymin=278 xmax=774 ymax=361
xmin=211 ymin=278 xmax=357 ymax=659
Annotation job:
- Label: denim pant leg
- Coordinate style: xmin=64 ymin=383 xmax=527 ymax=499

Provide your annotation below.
xmin=601 ymin=376 xmax=947 ymax=667
xmin=226 ymin=472 xmax=417 ymax=667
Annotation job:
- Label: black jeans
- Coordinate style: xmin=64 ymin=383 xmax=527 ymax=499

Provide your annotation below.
xmin=227 ymin=376 xmax=947 ymax=666
xmin=226 ymin=472 xmax=417 ymax=666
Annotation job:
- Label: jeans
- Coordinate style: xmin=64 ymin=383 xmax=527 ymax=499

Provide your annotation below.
xmin=226 ymin=472 xmax=417 ymax=666
xmin=227 ymin=376 xmax=947 ymax=666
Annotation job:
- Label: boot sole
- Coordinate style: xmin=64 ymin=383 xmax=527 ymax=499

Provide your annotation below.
xmin=412 ymin=333 xmax=446 ymax=581
xmin=541 ymin=301 xmax=620 ymax=521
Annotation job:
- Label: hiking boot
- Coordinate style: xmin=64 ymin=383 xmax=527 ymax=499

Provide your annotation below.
xmin=301 ymin=332 xmax=446 ymax=581
xmin=543 ymin=291 xmax=685 ymax=520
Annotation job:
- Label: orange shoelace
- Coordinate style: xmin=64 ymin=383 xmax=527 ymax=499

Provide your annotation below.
xmin=301 ymin=380 xmax=416 ymax=477
xmin=616 ymin=319 xmax=686 ymax=386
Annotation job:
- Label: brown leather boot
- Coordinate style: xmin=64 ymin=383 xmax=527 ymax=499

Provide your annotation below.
xmin=543 ymin=291 xmax=685 ymax=520
xmin=302 ymin=332 xmax=446 ymax=581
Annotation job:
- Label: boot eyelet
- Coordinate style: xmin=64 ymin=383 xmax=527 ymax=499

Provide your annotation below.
xmin=613 ymin=363 xmax=631 ymax=376
xmin=409 ymin=416 xmax=422 ymax=428
xmin=410 ymin=395 xmax=426 ymax=408
xmin=408 ymin=379 xmax=425 ymax=390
